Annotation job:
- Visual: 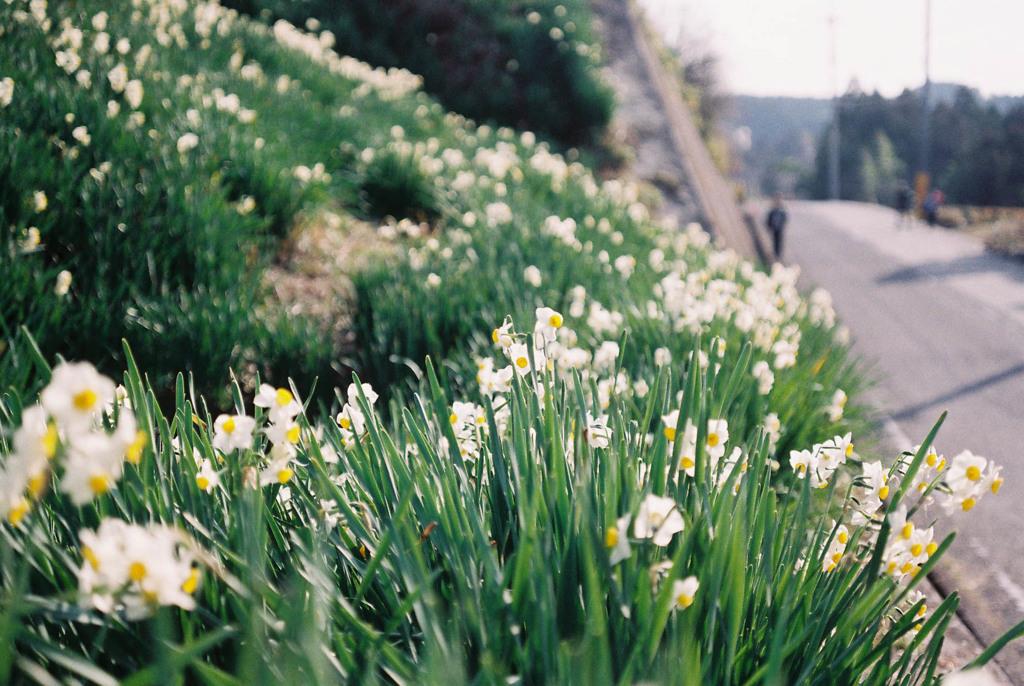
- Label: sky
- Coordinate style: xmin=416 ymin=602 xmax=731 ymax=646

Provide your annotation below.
xmin=637 ymin=0 xmax=1024 ymax=99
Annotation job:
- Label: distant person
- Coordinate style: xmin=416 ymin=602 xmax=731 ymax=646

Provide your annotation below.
xmin=894 ymin=180 xmax=912 ymax=229
xmin=922 ymin=188 xmax=945 ymax=226
xmin=765 ymin=195 xmax=788 ymax=261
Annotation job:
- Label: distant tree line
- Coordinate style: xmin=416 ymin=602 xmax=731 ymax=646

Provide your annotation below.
xmin=805 ymin=86 xmax=1024 ymax=207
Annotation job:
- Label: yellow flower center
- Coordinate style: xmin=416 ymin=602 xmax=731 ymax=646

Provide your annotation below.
xmin=965 ymin=465 xmax=981 ymax=481
xmin=286 ymin=426 xmax=300 ymax=444
xmin=82 ymin=546 xmax=99 ymax=569
xmin=707 ymin=433 xmax=719 ymax=448
xmin=450 ymin=413 xmax=458 ymax=425
xmin=73 ymin=389 xmax=97 ymax=411
xmin=680 ymin=457 xmax=695 ymax=470
xmin=901 ymin=562 xmax=914 ymax=574
xmin=28 ymin=473 xmax=47 ymax=499
xmin=992 ymin=478 xmax=1003 ymax=494
xmin=222 ymin=417 xmax=236 ymax=434
xmin=605 ymin=527 xmax=618 ymax=549
xmin=837 ymin=531 xmax=848 ymax=545
xmin=338 ymin=416 xmax=351 ymax=430
xmin=676 ymin=593 xmax=693 ymax=609
xmin=917 ymin=605 xmax=927 ymax=618
xmin=492 ymin=328 xmax=500 ymax=343
xmin=8 ymin=498 xmax=30 ymax=527
xmin=278 ymin=468 xmax=293 ymax=484
xmin=926 ymin=453 xmax=937 ymax=467
xmin=43 ymin=423 xmax=58 ymax=458
xmin=926 ymin=542 xmax=938 ymax=555
xmin=197 ymin=476 xmax=210 ymax=491
xmin=515 ymin=356 xmax=528 ymax=368
xmin=961 ymin=497 xmax=976 ymax=512
xmin=832 ymin=552 xmax=842 ymax=564
xmin=901 ymin=524 xmax=913 ymax=539
xmin=126 ymin=431 xmax=147 ymax=465
xmin=878 ymin=485 xmax=889 ymax=500
xmin=911 ymin=543 xmax=923 ymax=557
xmin=664 ymin=427 xmax=676 ymax=442
xmin=276 ymin=388 xmax=294 ymax=406
xmin=845 ymin=443 xmax=854 ymax=457
xmin=129 ymin=561 xmax=147 ymax=582
xmin=89 ymin=473 xmax=112 ymax=495
xmin=549 ymin=313 xmax=563 ymax=328
xmin=182 ymin=568 xmax=200 ymax=594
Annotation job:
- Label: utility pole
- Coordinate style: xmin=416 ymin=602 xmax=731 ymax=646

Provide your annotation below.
xmin=828 ymin=8 xmax=840 ymax=201
xmin=916 ymin=0 xmax=932 ymax=204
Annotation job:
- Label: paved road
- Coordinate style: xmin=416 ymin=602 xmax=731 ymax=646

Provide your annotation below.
xmin=776 ymin=200 xmax=1024 ymax=683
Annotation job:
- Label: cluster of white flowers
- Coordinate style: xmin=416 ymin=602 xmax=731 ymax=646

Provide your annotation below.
xmin=1 ymin=362 xmax=146 ymax=523
xmin=789 ymin=432 xmax=856 ymax=490
xmin=335 ymin=381 xmax=379 ymax=448
xmin=267 ymin=19 xmax=421 ymax=100
xmin=208 ymin=383 xmax=305 ymax=488
xmin=661 ymin=411 xmax=739 ymax=484
xmin=796 ymin=440 xmax=1004 ymax=609
xmin=604 ymin=493 xmax=700 ymax=611
xmin=0 ymin=76 xmax=14 ymax=107
xmin=78 ymin=519 xmax=200 ymax=620
xmin=24 ymin=4 xmax=150 ymax=121
xmin=652 ymin=245 xmax=808 ymax=367
xmin=448 ymin=400 xmax=488 ymax=462
xmin=294 ymin=162 xmax=330 ymax=185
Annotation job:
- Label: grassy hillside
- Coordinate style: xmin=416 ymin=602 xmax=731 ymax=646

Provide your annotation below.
xmin=1 ymin=0 xmax=437 ymax=403
xmin=221 ymin=0 xmax=615 ymax=147
xmin=0 ymin=0 xmax=1017 ymax=684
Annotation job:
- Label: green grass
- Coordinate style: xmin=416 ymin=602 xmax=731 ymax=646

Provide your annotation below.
xmin=220 ymin=0 xmax=615 ymax=147
xmin=2 ymin=0 xmax=1021 ymax=683
xmin=0 ymin=334 xmax=1017 ymax=684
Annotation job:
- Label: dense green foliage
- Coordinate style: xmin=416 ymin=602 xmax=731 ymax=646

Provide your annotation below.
xmin=4 ymin=338 xmax=1012 ymax=685
xmin=2 ymin=0 xmax=1021 ymax=683
xmin=220 ymin=0 xmax=615 ymax=147
xmin=0 ymin=0 xmax=346 ymax=403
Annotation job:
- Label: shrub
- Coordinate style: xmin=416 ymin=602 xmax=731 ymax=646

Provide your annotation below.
xmin=220 ymin=0 xmax=616 ymax=147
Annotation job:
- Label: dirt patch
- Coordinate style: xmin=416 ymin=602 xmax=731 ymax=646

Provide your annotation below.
xmin=264 ymin=208 xmax=395 ymax=356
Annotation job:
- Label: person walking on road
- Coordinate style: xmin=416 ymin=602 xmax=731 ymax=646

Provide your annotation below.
xmin=765 ymin=195 xmax=788 ymax=261
xmin=894 ymin=180 xmax=912 ymax=229
xmin=922 ymin=188 xmax=945 ymax=226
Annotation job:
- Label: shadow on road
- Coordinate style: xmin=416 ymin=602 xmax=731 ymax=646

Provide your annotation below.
xmin=890 ymin=361 xmax=1024 ymax=421
xmin=877 ymin=254 xmax=1024 ymax=285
